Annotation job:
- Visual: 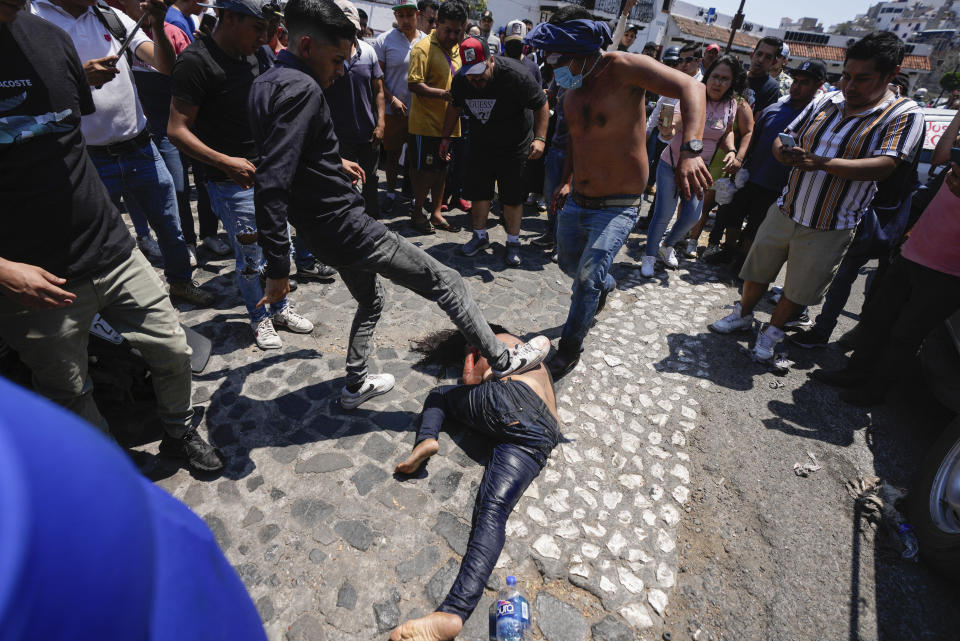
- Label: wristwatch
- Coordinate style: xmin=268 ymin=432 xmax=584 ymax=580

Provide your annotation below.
xmin=680 ymin=139 xmax=704 ymax=154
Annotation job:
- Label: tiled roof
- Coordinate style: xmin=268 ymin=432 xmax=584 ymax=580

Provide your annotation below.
xmin=786 ymin=41 xmax=931 ymax=71
xmin=671 ymin=15 xmax=760 ymax=51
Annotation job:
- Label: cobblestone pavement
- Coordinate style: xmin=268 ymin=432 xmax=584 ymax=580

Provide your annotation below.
xmin=136 ymin=198 xmax=750 ymax=640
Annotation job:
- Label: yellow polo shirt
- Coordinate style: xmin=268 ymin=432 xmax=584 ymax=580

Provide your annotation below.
xmin=407 ymin=31 xmax=461 ymax=137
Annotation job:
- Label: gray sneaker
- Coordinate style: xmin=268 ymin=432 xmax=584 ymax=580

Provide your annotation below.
xmin=461 ymin=233 xmax=491 ymax=257
xmin=505 ymin=241 xmax=521 ymax=267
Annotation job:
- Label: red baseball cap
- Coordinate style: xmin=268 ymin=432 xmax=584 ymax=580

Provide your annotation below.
xmin=459 ymin=37 xmax=488 ymax=75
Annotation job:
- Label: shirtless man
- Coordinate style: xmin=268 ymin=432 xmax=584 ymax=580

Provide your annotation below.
xmin=390 ymin=332 xmax=560 ymax=641
xmin=524 ymin=7 xmax=712 ymax=377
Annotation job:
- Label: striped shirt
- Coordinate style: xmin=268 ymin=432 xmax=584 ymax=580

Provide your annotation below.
xmin=778 ymin=90 xmax=924 ymax=231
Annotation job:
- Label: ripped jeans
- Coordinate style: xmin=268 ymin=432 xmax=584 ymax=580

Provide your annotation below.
xmin=415 ymin=380 xmax=560 ymax=621
xmin=205 ymin=181 xmax=288 ymax=323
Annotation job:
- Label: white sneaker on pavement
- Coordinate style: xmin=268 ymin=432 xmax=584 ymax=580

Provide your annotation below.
xmin=202 ymin=235 xmax=232 ymax=256
xmin=709 ymin=302 xmax=754 ymax=334
xmin=341 ymin=373 xmax=395 ymax=409
xmin=253 ymin=317 xmax=282 ymax=350
xmin=272 ymin=306 xmax=314 ymax=333
xmin=137 ymin=235 xmax=162 ymax=261
xmin=752 ymin=323 xmax=785 ymax=362
xmin=659 ymin=245 xmax=679 ymax=269
xmin=492 ymin=335 xmax=551 ymax=378
xmin=640 ymin=255 xmax=656 ymax=278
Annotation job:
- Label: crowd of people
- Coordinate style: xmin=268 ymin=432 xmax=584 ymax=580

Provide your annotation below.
xmin=1 ymin=0 xmax=959 ymax=638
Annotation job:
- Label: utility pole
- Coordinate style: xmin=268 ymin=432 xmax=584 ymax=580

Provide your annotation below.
xmin=725 ymin=0 xmax=745 ymax=53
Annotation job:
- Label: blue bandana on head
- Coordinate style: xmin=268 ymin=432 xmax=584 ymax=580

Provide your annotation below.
xmin=523 ymin=19 xmax=612 ymax=54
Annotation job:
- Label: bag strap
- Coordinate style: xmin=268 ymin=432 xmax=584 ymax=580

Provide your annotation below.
xmin=92 ymin=1 xmax=133 ymax=65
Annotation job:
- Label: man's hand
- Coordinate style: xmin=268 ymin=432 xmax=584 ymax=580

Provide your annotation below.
xmin=140 ymin=0 xmax=168 ymax=30
xmin=675 ymin=154 xmax=712 ymax=200
xmin=947 ymin=162 xmax=960 ymax=198
xmin=528 ymin=138 xmax=545 ymax=160
xmin=342 ymin=159 xmax=365 ymax=184
xmin=84 ymin=56 xmax=121 ymax=88
xmin=220 ymin=156 xmax=256 ymax=189
xmin=372 ymin=123 xmax=384 ymax=145
xmin=256 ymin=277 xmax=290 ymax=308
xmin=780 ymin=146 xmax=824 ymax=172
xmin=439 ymin=138 xmax=451 ymax=161
xmin=551 ymin=182 xmax=571 ymax=215
xmin=0 ymin=260 xmax=77 ymax=309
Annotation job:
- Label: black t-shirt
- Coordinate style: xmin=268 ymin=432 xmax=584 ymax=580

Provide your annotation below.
xmin=451 ymin=56 xmax=546 ymax=156
xmin=170 ymin=34 xmax=264 ymax=181
xmin=744 ymin=73 xmax=780 ymax=115
xmin=0 ymin=14 xmax=133 ymax=280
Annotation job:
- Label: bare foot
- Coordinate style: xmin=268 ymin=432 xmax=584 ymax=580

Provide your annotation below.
xmin=394 ymin=439 xmax=439 ymax=475
xmin=389 ymin=612 xmax=462 ymax=641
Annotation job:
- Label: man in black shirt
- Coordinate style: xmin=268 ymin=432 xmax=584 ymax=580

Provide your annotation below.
xmin=440 ymin=36 xmax=548 ymax=266
xmin=744 ymin=36 xmax=782 ymax=115
xmin=0 ymin=3 xmax=222 ymax=472
xmin=249 ymin=0 xmax=551 ymax=410
xmin=168 ymin=0 xmax=314 ymax=351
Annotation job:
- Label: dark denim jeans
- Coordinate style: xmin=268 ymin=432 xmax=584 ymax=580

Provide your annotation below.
xmin=89 ymin=140 xmax=192 ymax=284
xmin=416 ymin=380 xmax=560 ymax=621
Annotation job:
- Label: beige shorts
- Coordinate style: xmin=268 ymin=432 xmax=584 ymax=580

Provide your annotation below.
xmin=383 ymin=114 xmax=409 ymax=152
xmin=739 ymin=204 xmax=855 ymax=307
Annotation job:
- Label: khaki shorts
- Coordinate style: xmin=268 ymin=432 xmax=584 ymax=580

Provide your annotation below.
xmin=740 ymin=204 xmax=855 ymax=306
xmin=383 ymin=114 xmax=409 ymax=152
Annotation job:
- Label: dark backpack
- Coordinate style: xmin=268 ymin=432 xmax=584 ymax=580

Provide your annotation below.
xmin=92 ymin=1 xmax=133 ymax=66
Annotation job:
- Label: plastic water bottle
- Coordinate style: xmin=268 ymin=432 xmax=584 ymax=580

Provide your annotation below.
xmin=495 ymin=576 xmax=530 ymax=641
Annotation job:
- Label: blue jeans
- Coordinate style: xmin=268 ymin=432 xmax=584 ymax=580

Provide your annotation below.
xmin=417 ymin=380 xmax=559 ymax=621
xmin=205 ymin=181 xmax=287 ymax=323
xmin=541 ymin=146 xmax=566 ymax=240
xmin=556 ymin=198 xmax=638 ymax=348
xmin=645 ymin=160 xmax=704 ymax=256
xmin=89 ymin=140 xmax=192 ymax=284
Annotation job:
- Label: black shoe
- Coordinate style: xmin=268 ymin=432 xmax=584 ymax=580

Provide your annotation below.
xmin=789 ymin=328 xmax=830 ymax=348
xmin=808 ymin=367 xmax=868 ymax=389
xmin=260 ymin=273 xmax=298 ymax=292
xmin=297 ymin=261 xmax=337 ymax=282
xmin=597 ymin=278 xmax=617 ymax=315
xmin=159 ymin=429 xmax=225 ymax=472
xmin=840 ymin=384 xmax=886 ymax=407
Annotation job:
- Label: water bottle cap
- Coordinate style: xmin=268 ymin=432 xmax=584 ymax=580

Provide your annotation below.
xmin=506 ymin=575 xmax=517 ymax=586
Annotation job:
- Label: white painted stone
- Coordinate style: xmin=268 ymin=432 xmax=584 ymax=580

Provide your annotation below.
xmin=657 ymin=528 xmax=675 ymax=553
xmin=672 ymin=485 xmax=690 ymax=505
xmin=526 ymin=505 xmax=548 ymax=526
xmin=617 ymin=566 xmax=645 ymax=594
xmin=619 ymin=603 xmax=654 ymax=628
xmin=606 ymin=530 xmax=628 ymax=557
xmin=581 ymin=542 xmax=601 ymax=559
xmin=599 ymin=576 xmax=617 ymax=593
xmin=602 ymin=491 xmax=623 ymax=509
xmin=656 ymin=562 xmax=676 ymax=588
xmin=648 ymin=589 xmax=668 ymax=615
xmin=670 ymin=464 xmax=690 ymax=484
xmin=544 ymin=488 xmax=570 ymax=513
xmin=532 ymin=534 xmax=562 ymax=560
xmin=618 ymin=474 xmax=644 ymax=490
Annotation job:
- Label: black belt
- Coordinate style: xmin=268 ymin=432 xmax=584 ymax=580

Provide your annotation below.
xmin=571 ymin=191 xmax=645 ymax=209
xmin=87 ymin=129 xmax=152 ymax=156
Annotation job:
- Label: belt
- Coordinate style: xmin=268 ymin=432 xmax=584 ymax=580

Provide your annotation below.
xmin=571 ymin=191 xmax=644 ymax=209
xmin=87 ymin=129 xmax=152 ymax=156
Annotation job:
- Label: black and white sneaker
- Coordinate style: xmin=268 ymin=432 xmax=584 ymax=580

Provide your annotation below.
xmin=492 ymin=336 xmax=551 ymax=378
xmin=340 ymin=373 xmax=395 ymax=409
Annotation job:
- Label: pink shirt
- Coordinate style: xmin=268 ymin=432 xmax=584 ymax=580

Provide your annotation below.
xmin=662 ymin=97 xmax=735 ymax=167
xmin=901 ymin=179 xmax=960 ymax=277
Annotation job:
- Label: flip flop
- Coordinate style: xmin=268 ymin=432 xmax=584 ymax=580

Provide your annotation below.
xmin=411 ymin=218 xmax=435 ymax=235
xmin=431 ymin=219 xmax=462 ymax=233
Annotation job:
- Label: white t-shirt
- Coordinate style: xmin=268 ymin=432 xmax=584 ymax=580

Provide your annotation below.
xmin=30 ymin=0 xmax=150 ymax=146
xmin=373 ymin=28 xmax=425 ymax=115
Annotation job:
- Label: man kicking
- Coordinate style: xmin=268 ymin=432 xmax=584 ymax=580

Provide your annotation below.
xmin=390 ymin=331 xmax=560 ymax=641
xmin=524 ymin=8 xmax=712 ymax=377
xmin=249 ymin=0 xmax=549 ymax=409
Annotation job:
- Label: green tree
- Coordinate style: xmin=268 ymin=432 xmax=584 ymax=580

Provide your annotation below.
xmin=940 ymin=71 xmax=960 ymax=92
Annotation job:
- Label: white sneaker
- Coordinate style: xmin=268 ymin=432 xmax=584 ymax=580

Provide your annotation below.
xmin=492 ymin=335 xmax=551 ymax=378
xmin=137 ymin=235 xmax=162 ymax=261
xmin=709 ymin=302 xmax=754 ymax=334
xmin=659 ymin=245 xmax=679 ymax=269
xmin=640 ymin=255 xmax=656 ymax=278
xmin=253 ymin=317 xmax=282 ymax=350
xmin=202 ymin=235 xmax=232 ymax=256
xmin=753 ymin=323 xmax=785 ymax=362
xmin=684 ymin=238 xmax=698 ymax=259
xmin=272 ymin=306 xmax=314 ymax=334
xmin=187 ymin=244 xmax=198 ymax=268
xmin=340 ymin=373 xmax=395 ymax=409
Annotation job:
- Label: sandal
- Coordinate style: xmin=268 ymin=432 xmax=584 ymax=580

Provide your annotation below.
xmin=431 ymin=219 xmax=462 ymax=233
xmin=410 ymin=217 xmax=435 ymax=235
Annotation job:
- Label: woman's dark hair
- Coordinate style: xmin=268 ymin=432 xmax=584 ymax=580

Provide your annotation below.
xmin=549 ymin=5 xmax=591 ymax=23
xmin=411 ymin=325 xmax=509 ymax=369
xmin=284 ymin=0 xmax=356 ymax=43
xmin=437 ymin=0 xmax=467 ymax=25
xmin=846 ymin=31 xmax=905 ymax=75
xmin=702 ymin=54 xmax=746 ymax=103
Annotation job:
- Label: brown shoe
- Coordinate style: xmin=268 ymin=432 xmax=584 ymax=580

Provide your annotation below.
xmin=169 ymin=280 xmax=215 ymax=307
